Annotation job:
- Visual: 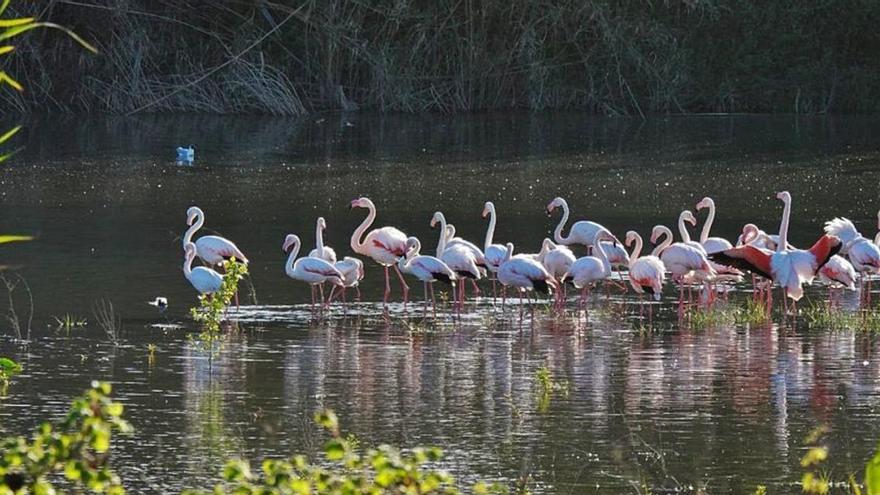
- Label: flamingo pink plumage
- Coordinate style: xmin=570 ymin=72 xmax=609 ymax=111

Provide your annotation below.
xmin=695 ymin=197 xmax=734 ymax=254
xmin=350 ymin=197 xmax=409 ymax=305
xmin=308 ymin=217 xmax=337 ymax=263
xmin=398 ymin=237 xmax=456 ymax=317
xmin=184 ymin=206 xmax=248 ymax=266
xmin=283 ymin=234 xmax=344 ymax=309
xmin=546 ymin=197 xmax=610 ymax=253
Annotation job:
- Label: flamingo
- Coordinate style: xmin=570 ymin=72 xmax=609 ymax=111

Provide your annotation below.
xmin=695 ymin=197 xmax=734 ymax=254
xmin=183 ymin=242 xmax=223 ymax=297
xmin=482 ymin=201 xmax=509 ymax=299
xmin=737 ymin=223 xmax=784 ymax=250
xmin=398 ymin=237 xmax=456 ymax=317
xmin=875 ymin=210 xmax=880 ymax=247
xmin=824 ymin=216 xmax=880 ymax=305
xmin=539 ymin=239 xmax=576 ymax=308
xmin=308 ymin=217 xmax=337 ymax=263
xmin=679 ymin=209 xmax=742 ymax=288
xmin=818 ymin=255 xmax=857 ymax=307
xmin=329 ymin=257 xmax=365 ymax=304
xmin=651 ymin=225 xmax=715 ymax=311
xmin=183 ymin=206 xmax=248 ymax=266
xmin=710 ymin=192 xmax=841 ymax=311
xmin=432 ymin=212 xmax=484 ymax=300
xmin=497 ymin=242 xmax=557 ymax=323
xmin=432 ymin=214 xmax=481 ymax=310
xmin=350 ymin=197 xmax=409 ymax=306
xmin=283 ymin=234 xmax=344 ymax=309
xmin=546 ymin=197 xmax=610 ymax=252
xmin=625 ymin=230 xmax=666 ymax=322
xmin=565 ymin=229 xmax=617 ymax=309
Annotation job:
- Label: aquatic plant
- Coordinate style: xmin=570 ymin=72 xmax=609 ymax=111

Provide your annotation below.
xmin=802 ymin=303 xmax=880 ymax=333
xmin=0 ymin=357 xmax=20 ymax=393
xmin=800 ymin=426 xmax=830 ymax=494
xmin=0 ymin=381 xmax=131 ymax=494
xmin=684 ymin=306 xmax=736 ymax=330
xmin=53 ymin=313 xmax=87 ymax=334
xmin=146 ymin=343 xmax=157 ymax=366
xmin=190 ymin=258 xmax=248 ymax=345
xmin=92 ymin=298 xmax=122 ymax=345
xmin=534 ymin=364 xmax=569 ymax=412
xmin=184 ymin=409 xmax=509 ymax=495
xmin=0 ymin=274 xmax=31 ymax=340
xmin=734 ymin=298 xmax=770 ymax=327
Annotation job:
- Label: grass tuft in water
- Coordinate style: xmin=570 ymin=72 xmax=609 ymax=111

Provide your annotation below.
xmin=92 ymin=298 xmax=122 ymax=345
xmin=534 ymin=364 xmax=569 ymax=412
xmin=802 ymin=303 xmax=880 ymax=332
xmin=734 ymin=298 xmax=771 ymax=326
xmin=53 ymin=313 xmax=86 ymax=334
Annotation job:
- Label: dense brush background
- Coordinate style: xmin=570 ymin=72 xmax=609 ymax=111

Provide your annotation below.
xmin=5 ymin=0 xmax=880 ymax=115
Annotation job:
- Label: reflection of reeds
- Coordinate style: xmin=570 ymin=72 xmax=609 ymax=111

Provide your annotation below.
xmin=92 ymin=298 xmax=122 ymax=345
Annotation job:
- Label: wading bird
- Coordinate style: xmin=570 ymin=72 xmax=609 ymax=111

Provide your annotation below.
xmin=183 ymin=242 xmax=223 ymax=297
xmin=695 ymin=197 xmax=734 ymax=254
xmin=283 ymin=234 xmax=344 ymax=310
xmin=183 ymin=206 xmax=248 ymax=266
xmin=625 ymin=230 xmax=666 ymax=321
xmin=350 ymin=197 xmax=409 ymax=306
xmin=547 ymin=197 xmax=611 ymax=253
xmin=398 ymin=237 xmax=456 ymax=317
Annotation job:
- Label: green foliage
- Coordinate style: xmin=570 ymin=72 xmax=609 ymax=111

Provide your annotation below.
xmin=190 ymin=258 xmax=248 ymax=344
xmin=0 ymin=381 xmax=131 ymax=494
xmin=803 ymin=304 xmax=880 ymax=332
xmin=0 ymin=357 xmax=19 ymax=393
xmin=734 ymin=299 xmax=770 ymax=327
xmin=184 ymin=408 xmax=508 ymax=495
xmin=754 ymin=485 xmax=766 ymax=495
xmin=865 ymin=443 xmax=880 ymax=495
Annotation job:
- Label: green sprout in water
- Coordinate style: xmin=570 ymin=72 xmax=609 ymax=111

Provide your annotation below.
xmin=0 ymin=357 xmax=20 ymax=394
xmin=190 ymin=258 xmax=248 ymax=347
xmin=534 ymin=364 xmax=569 ymax=413
xmin=53 ymin=313 xmax=87 ymax=334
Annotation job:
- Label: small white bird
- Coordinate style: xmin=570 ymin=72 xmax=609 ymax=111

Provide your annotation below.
xmin=148 ymin=297 xmax=168 ymax=311
xmin=183 ymin=243 xmax=223 ymax=297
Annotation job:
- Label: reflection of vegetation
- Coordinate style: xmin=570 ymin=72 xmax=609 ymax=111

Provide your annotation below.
xmin=0 ymin=381 xmax=131 ymax=494
xmin=801 ymin=426 xmax=830 ymax=494
xmin=0 ymin=356 xmax=20 ymax=393
xmin=190 ymin=259 xmax=248 ymax=346
xmin=534 ymin=364 xmax=569 ymax=413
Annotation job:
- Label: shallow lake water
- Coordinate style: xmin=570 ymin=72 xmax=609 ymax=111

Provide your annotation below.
xmin=0 ymin=113 xmax=879 ymax=493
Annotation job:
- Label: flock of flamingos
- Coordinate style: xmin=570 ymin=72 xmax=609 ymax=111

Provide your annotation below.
xmin=180 ymin=192 xmax=880 ymax=320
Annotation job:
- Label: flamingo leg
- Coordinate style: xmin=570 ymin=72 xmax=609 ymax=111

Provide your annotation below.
xmin=492 ymin=278 xmax=497 ymax=306
xmin=355 ymin=286 xmax=362 ymax=302
xmin=424 ymin=281 xmax=429 ymax=317
xmin=393 ymin=264 xmax=409 ymax=307
xmin=470 ymin=279 xmax=481 ymax=299
xmin=430 ymin=282 xmax=437 ymax=319
xmin=383 ymin=266 xmax=392 ymax=305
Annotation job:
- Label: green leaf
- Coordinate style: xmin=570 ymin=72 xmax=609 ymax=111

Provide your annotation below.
xmin=0 ymin=0 xmax=10 ymax=16
xmin=0 ymin=71 xmax=22 ymax=91
xmin=0 ymin=22 xmax=98 ymax=54
xmin=0 ymin=45 xmax=13 ymax=55
xmin=324 ymin=439 xmax=346 ymax=461
xmin=0 ymin=235 xmax=33 ymax=244
xmin=0 ymin=17 xmax=34 ymax=28
xmin=0 ymin=125 xmax=20 ymax=145
xmin=866 ymin=446 xmax=880 ymax=495
xmin=0 ymin=357 xmax=21 ymax=372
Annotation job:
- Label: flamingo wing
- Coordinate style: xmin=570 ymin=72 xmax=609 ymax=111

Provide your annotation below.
xmin=709 ymin=245 xmax=772 ymax=280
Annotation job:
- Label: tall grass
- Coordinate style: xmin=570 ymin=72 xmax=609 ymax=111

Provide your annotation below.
xmin=4 ymin=0 xmax=879 ymax=115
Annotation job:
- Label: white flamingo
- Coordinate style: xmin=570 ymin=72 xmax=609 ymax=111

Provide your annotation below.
xmin=819 ymin=255 xmax=857 ymax=306
xmin=482 ymin=201 xmax=509 ymax=274
xmin=308 ymin=217 xmax=337 ymax=263
xmin=711 ymin=192 xmax=841 ymax=312
xmin=546 ymin=197 xmax=611 ymax=252
xmin=329 ymin=257 xmax=365 ymax=304
xmin=350 ymin=197 xmax=409 ymax=305
xmin=824 ymin=216 xmax=880 ymax=305
xmin=183 ymin=206 xmax=248 ymax=266
xmin=565 ymin=229 xmax=617 ymax=309
xmin=695 ymin=197 xmax=734 ymax=254
xmin=283 ymin=234 xmax=344 ymax=309
xmin=875 ymin=210 xmax=880 ymax=247
xmin=432 ymin=215 xmax=481 ymax=309
xmin=625 ymin=230 xmax=666 ymax=322
xmin=498 ymin=242 xmax=557 ymax=323
xmin=398 ymin=237 xmax=456 ymax=317
xmin=651 ymin=225 xmax=715 ymax=310
xmin=183 ymin=242 xmax=223 ymax=297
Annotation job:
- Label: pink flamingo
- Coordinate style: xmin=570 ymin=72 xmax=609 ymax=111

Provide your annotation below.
xmin=624 ymin=230 xmax=666 ymax=321
xmin=695 ymin=197 xmax=734 ymax=254
xmin=651 ymin=225 xmax=715 ymax=312
xmin=308 ymin=217 xmax=337 ymax=263
xmin=183 ymin=242 xmax=223 ymax=297
xmin=547 ymin=197 xmax=611 ymax=253
xmin=824 ymin=216 xmax=880 ymax=305
xmin=283 ymin=234 xmax=344 ymax=310
xmin=432 ymin=215 xmax=481 ymax=310
xmin=183 ymin=206 xmax=248 ymax=266
xmin=711 ymin=192 xmax=841 ymax=314
xmin=328 ymin=257 xmax=365 ymax=304
xmin=398 ymin=237 xmax=456 ymax=317
xmin=565 ymin=230 xmax=617 ymax=310
xmin=350 ymin=197 xmax=409 ymax=306
xmin=818 ymin=255 xmax=857 ymax=307
xmin=498 ymin=242 xmax=557 ymax=324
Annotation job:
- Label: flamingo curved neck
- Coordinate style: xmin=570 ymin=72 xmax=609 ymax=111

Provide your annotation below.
xmin=183 ymin=212 xmax=204 ymax=248
xmin=504 ymin=243 xmax=514 ymax=262
xmin=183 ymin=250 xmax=195 ymax=279
xmin=777 ymin=197 xmax=791 ymax=252
xmin=286 ymin=239 xmax=301 ymax=277
xmin=678 ymin=213 xmax=692 ymax=243
xmin=484 ymin=204 xmax=497 ymax=251
xmin=315 ymin=220 xmax=325 ymax=252
xmin=700 ymin=202 xmax=715 ymax=244
xmin=351 ymin=201 xmax=376 ymax=254
xmin=434 ymin=213 xmax=448 ymax=255
xmin=628 ymin=235 xmax=643 ymax=266
xmin=592 ymin=234 xmax=611 ymax=274
xmin=553 ymin=199 xmax=571 ymax=244
xmin=651 ymin=227 xmax=673 ymax=257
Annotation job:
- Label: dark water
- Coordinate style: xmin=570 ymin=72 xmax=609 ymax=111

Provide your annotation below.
xmin=0 ymin=113 xmax=879 ymax=493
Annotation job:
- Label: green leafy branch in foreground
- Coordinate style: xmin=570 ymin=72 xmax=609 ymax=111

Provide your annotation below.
xmin=184 ymin=409 xmax=509 ymax=495
xmin=0 ymin=0 xmax=97 ymax=163
xmin=0 ymin=357 xmax=19 ymax=394
xmin=0 ymin=381 xmax=131 ymax=495
xmin=190 ymin=258 xmax=248 ymax=345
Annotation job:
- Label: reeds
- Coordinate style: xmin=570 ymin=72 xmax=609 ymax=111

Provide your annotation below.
xmin=5 ymin=0 xmax=878 ymax=115
xmin=92 ymin=298 xmax=122 ymax=345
